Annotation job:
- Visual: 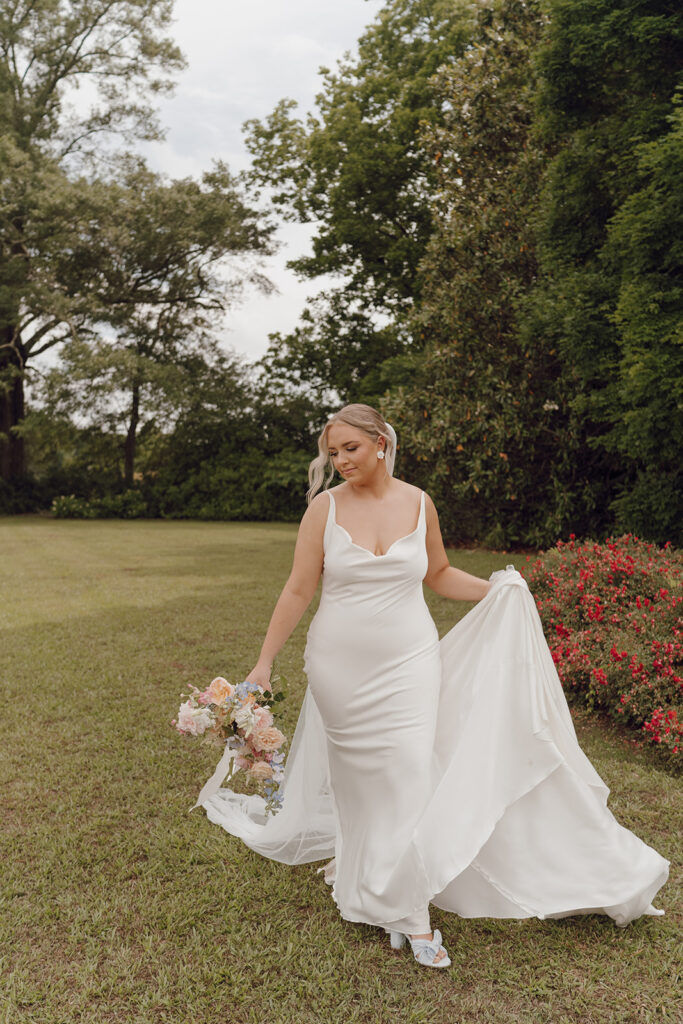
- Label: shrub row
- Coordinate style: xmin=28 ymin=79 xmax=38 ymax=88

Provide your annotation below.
xmin=522 ymin=535 xmax=682 ymax=769
xmin=51 ymin=492 xmax=149 ymax=519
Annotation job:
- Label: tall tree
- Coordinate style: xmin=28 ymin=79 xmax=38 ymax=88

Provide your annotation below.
xmin=600 ymin=95 xmax=683 ymax=542
xmin=243 ymin=0 xmax=476 ymax=401
xmin=35 ymin=159 xmax=274 ymax=485
xmin=531 ymin=0 xmax=683 ymax=542
xmin=383 ymin=0 xmax=581 ymax=547
xmin=0 ymin=0 xmax=184 ymax=481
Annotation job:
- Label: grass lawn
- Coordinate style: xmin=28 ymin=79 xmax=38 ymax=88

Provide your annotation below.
xmin=0 ymin=517 xmax=680 ymax=1024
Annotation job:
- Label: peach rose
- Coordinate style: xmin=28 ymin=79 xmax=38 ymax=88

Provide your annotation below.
xmin=207 ymin=677 xmax=234 ymax=704
xmin=251 ymin=726 xmax=285 ymax=753
xmin=248 ymin=760 xmax=274 ymax=781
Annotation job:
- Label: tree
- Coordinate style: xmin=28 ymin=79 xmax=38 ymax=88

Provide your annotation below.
xmin=36 ymin=159 xmax=274 ymax=485
xmin=258 ymin=291 xmax=409 ymax=409
xmin=0 ymin=0 xmax=184 ymax=482
xmin=243 ymin=0 xmax=476 ymax=401
xmin=135 ymin=354 xmax=320 ymax=522
xmin=383 ymin=0 xmax=586 ymax=547
xmin=600 ymin=96 xmax=683 ymax=542
xmin=531 ymin=0 xmax=683 ymax=541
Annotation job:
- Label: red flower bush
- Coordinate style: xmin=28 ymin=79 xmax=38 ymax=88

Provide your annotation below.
xmin=521 ymin=534 xmax=682 ymax=768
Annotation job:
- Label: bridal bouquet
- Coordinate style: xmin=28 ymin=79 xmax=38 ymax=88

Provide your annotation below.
xmin=173 ymin=672 xmax=287 ymax=816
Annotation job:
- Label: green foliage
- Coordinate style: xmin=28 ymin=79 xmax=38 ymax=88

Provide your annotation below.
xmin=52 ymin=490 xmax=149 ymax=519
xmin=6 ymin=0 xmax=681 ymax=540
xmin=244 ymin=0 xmax=475 ymax=297
xmin=0 ymin=1 xmax=183 ymax=151
xmin=0 ymin=1 xmax=186 ymax=479
xmin=19 ymin=405 xmax=124 ymax=499
xmin=34 ymin=158 xmax=274 ymax=484
xmin=530 ymin=0 xmax=683 ymax=543
xmin=259 ymin=292 xmax=410 ymax=406
xmin=144 ymin=380 xmax=319 ymax=521
xmin=245 ymin=0 xmax=477 ymax=403
xmin=35 ymin=340 xmax=321 ymax=522
xmin=385 ymin=0 xmax=576 ymax=548
xmin=388 ymin=0 xmax=683 ymax=547
xmin=600 ymin=97 xmax=683 ymax=542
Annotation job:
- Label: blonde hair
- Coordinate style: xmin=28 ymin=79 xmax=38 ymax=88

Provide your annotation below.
xmin=307 ymin=403 xmax=397 ymax=503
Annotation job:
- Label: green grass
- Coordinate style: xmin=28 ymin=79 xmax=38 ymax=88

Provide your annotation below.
xmin=0 ymin=517 xmax=680 ymax=1024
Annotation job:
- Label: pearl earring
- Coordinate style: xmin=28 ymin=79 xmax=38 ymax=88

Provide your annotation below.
xmin=377 ymin=450 xmax=385 ymax=461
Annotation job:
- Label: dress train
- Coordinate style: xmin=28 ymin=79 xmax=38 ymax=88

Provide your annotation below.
xmin=202 ymin=567 xmax=668 ymax=929
xmin=203 ymin=488 xmax=668 ymax=930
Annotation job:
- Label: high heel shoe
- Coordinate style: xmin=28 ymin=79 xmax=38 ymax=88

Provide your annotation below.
xmin=388 ymin=929 xmax=451 ymax=968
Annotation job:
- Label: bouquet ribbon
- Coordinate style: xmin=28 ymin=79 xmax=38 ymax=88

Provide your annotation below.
xmin=189 ymin=744 xmax=235 ymax=812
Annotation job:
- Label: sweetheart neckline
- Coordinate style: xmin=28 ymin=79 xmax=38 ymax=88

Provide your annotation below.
xmin=333 ymin=520 xmax=422 ymax=559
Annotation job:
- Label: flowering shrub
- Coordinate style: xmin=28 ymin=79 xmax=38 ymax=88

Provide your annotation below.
xmin=522 ymin=535 xmax=682 ymax=768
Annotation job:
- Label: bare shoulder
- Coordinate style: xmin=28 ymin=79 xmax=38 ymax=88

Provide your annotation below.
xmin=302 ymin=490 xmax=331 ymax=527
xmin=292 ymin=493 xmax=329 ymax=559
xmin=423 ymin=491 xmax=442 ymax=528
xmin=394 ymin=480 xmax=432 ymax=517
xmin=423 ymin=491 xmax=438 ymax=514
xmin=391 ymin=479 xmax=423 ymax=501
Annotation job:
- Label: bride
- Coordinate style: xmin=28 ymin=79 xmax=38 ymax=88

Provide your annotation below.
xmin=200 ymin=403 xmax=669 ymax=969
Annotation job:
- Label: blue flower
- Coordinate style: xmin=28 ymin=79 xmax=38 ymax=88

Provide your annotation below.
xmin=235 ymin=679 xmax=261 ymax=699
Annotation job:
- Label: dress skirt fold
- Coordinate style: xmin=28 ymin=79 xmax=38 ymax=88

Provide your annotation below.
xmin=202 ymin=489 xmax=669 ymax=930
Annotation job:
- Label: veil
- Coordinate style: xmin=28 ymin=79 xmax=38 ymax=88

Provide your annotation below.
xmin=384 ymin=420 xmax=398 ymax=477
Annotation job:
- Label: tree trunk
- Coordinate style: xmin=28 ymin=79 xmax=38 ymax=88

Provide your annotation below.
xmin=0 ymin=328 xmax=26 ymax=483
xmin=123 ymin=381 xmax=140 ymax=487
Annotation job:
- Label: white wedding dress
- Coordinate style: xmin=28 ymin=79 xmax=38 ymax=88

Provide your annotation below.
xmin=202 ymin=489 xmax=669 ymax=932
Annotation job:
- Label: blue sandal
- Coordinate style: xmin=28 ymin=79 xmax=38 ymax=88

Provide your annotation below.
xmin=389 ymin=928 xmax=451 ymax=968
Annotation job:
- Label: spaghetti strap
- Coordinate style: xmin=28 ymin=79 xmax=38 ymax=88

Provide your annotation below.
xmin=322 ymin=490 xmax=336 ymax=552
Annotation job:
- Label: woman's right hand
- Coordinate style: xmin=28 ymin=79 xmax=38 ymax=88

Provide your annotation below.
xmin=244 ymin=661 xmax=272 ymax=692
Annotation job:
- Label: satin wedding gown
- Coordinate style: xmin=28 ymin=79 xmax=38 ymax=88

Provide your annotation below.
xmin=202 ymin=489 xmax=669 ymax=932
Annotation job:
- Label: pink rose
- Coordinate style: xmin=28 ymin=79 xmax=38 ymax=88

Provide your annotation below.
xmin=252 ymin=706 xmax=274 ymax=730
xmin=176 ymin=700 xmax=212 ymax=736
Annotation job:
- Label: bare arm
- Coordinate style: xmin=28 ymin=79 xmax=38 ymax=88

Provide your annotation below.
xmin=245 ymin=493 xmax=328 ymax=689
xmin=423 ymin=493 xmax=492 ymax=601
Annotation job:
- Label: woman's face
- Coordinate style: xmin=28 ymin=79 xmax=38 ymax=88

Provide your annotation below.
xmin=326 ymin=422 xmax=385 ymax=483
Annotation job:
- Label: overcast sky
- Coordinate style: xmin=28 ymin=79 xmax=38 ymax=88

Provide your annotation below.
xmin=142 ymin=0 xmax=382 ymax=363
